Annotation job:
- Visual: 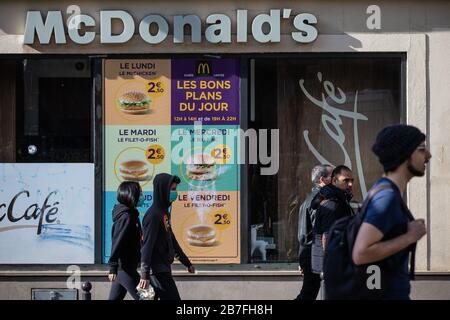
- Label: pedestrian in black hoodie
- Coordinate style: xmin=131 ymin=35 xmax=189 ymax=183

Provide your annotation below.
xmin=138 ymin=173 xmax=195 ymax=300
xmin=108 ymin=181 xmax=143 ymax=300
xmin=311 ymin=165 xmax=355 ymax=275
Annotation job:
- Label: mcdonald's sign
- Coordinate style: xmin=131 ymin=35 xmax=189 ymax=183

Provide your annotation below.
xmin=195 ymin=61 xmax=212 ymax=76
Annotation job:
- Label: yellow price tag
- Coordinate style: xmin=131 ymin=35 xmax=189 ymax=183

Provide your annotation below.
xmin=210 ymin=144 xmax=232 ymax=165
xmin=146 ymin=144 xmax=165 ymax=165
xmin=145 ymin=77 xmax=165 ymax=100
xmin=211 ymin=210 xmax=232 ymax=231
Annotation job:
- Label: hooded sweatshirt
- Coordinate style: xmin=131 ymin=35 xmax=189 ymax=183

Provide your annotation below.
xmin=108 ymin=204 xmax=142 ymax=274
xmin=140 ymin=173 xmax=192 ymax=279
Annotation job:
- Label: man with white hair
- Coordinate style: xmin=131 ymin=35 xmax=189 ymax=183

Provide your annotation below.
xmin=295 ymin=164 xmax=333 ymax=300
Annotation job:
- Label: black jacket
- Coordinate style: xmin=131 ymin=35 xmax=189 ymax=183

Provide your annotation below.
xmin=140 ymin=173 xmax=192 ymax=279
xmin=312 ymin=184 xmax=354 ymax=236
xmin=108 ymin=204 xmax=142 ymax=274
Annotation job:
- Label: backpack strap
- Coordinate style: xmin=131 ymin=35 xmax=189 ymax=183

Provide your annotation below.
xmin=358 ymin=184 xmax=392 ymax=221
xmin=360 ymin=183 xmax=416 ymax=281
xmin=397 ymin=197 xmax=417 ymax=280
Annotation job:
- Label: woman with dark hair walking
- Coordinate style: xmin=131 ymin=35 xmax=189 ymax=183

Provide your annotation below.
xmin=108 ymin=181 xmax=144 ymax=300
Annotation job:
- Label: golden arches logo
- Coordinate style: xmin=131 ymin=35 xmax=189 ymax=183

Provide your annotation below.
xmin=197 ymin=62 xmax=211 ymax=75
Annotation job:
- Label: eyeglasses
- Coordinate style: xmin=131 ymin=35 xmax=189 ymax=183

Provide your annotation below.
xmin=416 ymin=144 xmax=428 ymax=151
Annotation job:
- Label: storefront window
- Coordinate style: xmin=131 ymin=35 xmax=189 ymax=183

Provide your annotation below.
xmin=1 ymin=59 xmax=93 ymax=163
xmin=15 ymin=59 xmax=93 ymax=163
xmin=0 ymin=58 xmax=96 ymax=264
xmin=249 ymin=57 xmax=403 ymax=263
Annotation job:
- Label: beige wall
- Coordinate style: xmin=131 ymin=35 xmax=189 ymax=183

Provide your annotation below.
xmin=0 ymin=0 xmax=449 ymax=272
xmin=428 ymin=32 xmax=450 ymax=271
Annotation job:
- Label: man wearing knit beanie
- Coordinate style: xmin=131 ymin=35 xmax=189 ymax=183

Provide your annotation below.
xmin=351 ymin=124 xmax=431 ymax=300
xmin=372 ymin=124 xmax=428 ymax=175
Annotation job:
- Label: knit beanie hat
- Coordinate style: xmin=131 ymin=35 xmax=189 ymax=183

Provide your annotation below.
xmin=372 ymin=124 xmax=426 ymax=172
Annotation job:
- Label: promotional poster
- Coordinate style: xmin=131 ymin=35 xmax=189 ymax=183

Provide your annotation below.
xmin=103 ymin=59 xmax=240 ymax=263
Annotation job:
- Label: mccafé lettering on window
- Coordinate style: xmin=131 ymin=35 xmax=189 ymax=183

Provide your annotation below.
xmin=23 ymin=9 xmax=318 ymax=45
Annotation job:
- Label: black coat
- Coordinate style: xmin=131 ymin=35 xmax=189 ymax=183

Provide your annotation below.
xmin=312 ymin=184 xmax=354 ymax=236
xmin=140 ymin=173 xmax=191 ymax=279
xmin=108 ymin=204 xmax=142 ymax=274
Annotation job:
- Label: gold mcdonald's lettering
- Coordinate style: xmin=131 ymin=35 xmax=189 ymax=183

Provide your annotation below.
xmin=198 ymin=63 xmax=210 ymax=75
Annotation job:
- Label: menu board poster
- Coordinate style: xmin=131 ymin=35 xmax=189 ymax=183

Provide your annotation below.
xmin=103 ymin=191 xmax=241 ymax=264
xmin=169 ymin=124 xmax=241 ymax=264
xmin=104 ymin=125 xmax=171 ymax=192
xmin=104 ymin=59 xmax=171 ymax=126
xmin=103 ymin=59 xmax=170 ymax=262
xmin=171 ymin=191 xmax=240 ymax=264
xmin=171 ymin=59 xmax=240 ymax=125
xmin=103 ymin=58 xmax=241 ymax=264
xmin=171 ymin=125 xmax=240 ymax=192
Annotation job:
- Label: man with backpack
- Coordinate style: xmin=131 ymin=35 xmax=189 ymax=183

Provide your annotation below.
xmin=295 ymin=164 xmax=333 ymax=300
xmin=311 ymin=165 xmax=355 ymax=277
xmin=323 ymin=124 xmax=430 ymax=300
xmin=351 ymin=124 xmax=430 ymax=299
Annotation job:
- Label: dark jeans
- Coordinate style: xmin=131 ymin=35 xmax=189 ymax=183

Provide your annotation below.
xmin=295 ymin=246 xmax=322 ymax=300
xmin=108 ymin=266 xmax=140 ymax=300
xmin=150 ymin=272 xmax=181 ymax=300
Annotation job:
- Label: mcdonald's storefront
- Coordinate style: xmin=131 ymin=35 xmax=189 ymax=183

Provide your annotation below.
xmin=1 ymin=0 xmax=450 ymax=300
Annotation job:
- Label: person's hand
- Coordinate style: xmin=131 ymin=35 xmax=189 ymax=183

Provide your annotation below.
xmin=139 ymin=279 xmax=150 ymax=289
xmin=187 ymin=265 xmax=196 ymax=273
xmin=108 ymin=273 xmax=117 ymax=282
xmin=298 ymin=266 xmax=304 ymax=276
xmin=407 ymin=219 xmax=426 ymax=244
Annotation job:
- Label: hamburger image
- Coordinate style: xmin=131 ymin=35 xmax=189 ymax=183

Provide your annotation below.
xmin=186 ymin=154 xmax=217 ymax=181
xmin=118 ymin=160 xmax=151 ymax=181
xmin=187 ymin=224 xmax=217 ymax=247
xmin=117 ymin=91 xmax=151 ymax=114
